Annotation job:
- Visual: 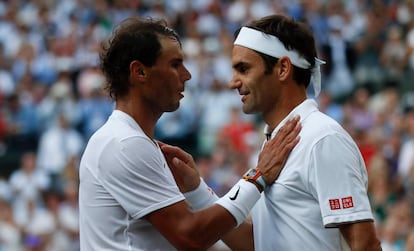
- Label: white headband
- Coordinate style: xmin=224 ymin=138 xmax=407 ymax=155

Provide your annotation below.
xmin=234 ymin=27 xmax=325 ymax=97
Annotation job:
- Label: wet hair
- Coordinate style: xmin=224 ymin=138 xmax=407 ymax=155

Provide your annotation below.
xmin=100 ymin=17 xmax=180 ymax=101
xmin=235 ymin=14 xmax=317 ymax=88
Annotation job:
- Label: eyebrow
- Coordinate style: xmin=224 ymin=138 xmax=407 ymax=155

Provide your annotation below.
xmin=233 ymin=61 xmax=249 ymax=70
xmin=171 ymin=57 xmax=184 ymax=64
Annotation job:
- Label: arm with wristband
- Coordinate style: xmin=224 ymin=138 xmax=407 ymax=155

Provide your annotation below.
xmin=158 ymin=115 xmax=301 ymax=250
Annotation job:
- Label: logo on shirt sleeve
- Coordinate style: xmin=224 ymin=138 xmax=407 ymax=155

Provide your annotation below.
xmin=329 ymin=199 xmax=341 ymax=210
xmin=341 ymin=196 xmax=354 ymax=209
xmin=329 ymin=196 xmax=354 ymax=210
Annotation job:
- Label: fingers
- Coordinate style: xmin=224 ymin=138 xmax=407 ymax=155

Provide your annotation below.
xmin=160 ymin=144 xmax=193 ymax=164
xmin=156 ymin=140 xmax=167 ymax=147
xmin=276 ymin=121 xmax=301 ymax=156
xmin=157 ymin=142 xmax=200 ymax=192
xmin=258 ymin=116 xmax=302 ymax=184
xmin=265 ymin=115 xmax=301 ymax=149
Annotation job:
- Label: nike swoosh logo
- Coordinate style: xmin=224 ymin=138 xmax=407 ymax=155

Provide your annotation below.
xmin=229 ymin=186 xmax=240 ymax=200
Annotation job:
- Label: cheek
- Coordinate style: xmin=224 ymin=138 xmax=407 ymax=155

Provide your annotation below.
xmin=251 ymin=76 xmax=275 ymax=103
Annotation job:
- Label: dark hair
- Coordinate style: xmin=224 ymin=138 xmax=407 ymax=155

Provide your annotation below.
xmin=100 ymin=17 xmax=180 ymax=101
xmin=235 ymin=14 xmax=317 ymax=88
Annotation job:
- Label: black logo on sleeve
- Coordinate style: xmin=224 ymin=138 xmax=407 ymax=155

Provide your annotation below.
xmin=229 ymin=186 xmax=240 ymax=200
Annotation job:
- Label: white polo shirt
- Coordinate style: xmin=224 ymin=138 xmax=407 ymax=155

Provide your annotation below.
xmin=252 ymin=99 xmax=373 ymax=251
xmin=79 ymin=110 xmax=184 ymax=251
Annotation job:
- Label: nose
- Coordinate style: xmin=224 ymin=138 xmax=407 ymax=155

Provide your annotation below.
xmin=229 ymin=74 xmax=241 ymax=90
xmin=182 ymin=66 xmax=192 ymax=82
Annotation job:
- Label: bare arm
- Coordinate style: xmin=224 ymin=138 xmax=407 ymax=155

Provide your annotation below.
xmin=339 ymin=221 xmax=382 ymax=251
xmin=146 ymin=200 xmax=237 ymax=251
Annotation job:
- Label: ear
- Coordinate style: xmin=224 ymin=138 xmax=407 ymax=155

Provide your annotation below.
xmin=277 ymin=56 xmax=292 ymax=82
xmin=130 ymin=60 xmax=146 ymax=81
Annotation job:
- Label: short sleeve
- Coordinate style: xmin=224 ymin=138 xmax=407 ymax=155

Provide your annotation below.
xmin=308 ymin=133 xmax=374 ymax=227
xmin=97 ymin=136 xmax=184 ymax=219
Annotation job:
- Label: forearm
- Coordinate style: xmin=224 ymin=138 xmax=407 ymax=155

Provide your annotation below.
xmin=179 ymin=204 xmax=239 ymax=250
xmin=177 ymin=205 xmax=254 ymax=251
xmin=339 ymin=221 xmax=382 ymax=251
xmin=148 ymin=179 xmax=259 ymax=250
xmin=186 ymin=179 xmax=259 ymax=249
xmin=221 ymin=221 xmax=254 ymax=251
xmin=147 ymin=201 xmax=236 ymax=251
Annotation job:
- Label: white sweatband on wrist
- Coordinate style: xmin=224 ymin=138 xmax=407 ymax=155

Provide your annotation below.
xmin=215 ymin=179 xmax=261 ymax=226
xmin=183 ymin=178 xmax=219 ymax=211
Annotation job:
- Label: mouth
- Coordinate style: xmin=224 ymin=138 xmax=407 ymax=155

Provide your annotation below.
xmin=240 ymin=92 xmax=249 ymax=102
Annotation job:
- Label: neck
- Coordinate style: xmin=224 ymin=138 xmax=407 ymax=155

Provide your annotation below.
xmin=264 ymin=89 xmax=307 ymax=132
xmin=115 ymin=98 xmax=161 ymax=139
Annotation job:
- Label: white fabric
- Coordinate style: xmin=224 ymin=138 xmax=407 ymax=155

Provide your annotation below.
xmin=183 ymin=178 xmax=219 ymax=210
xmin=235 ymin=27 xmax=310 ymax=68
xmin=398 ymin=139 xmax=414 ymax=178
xmin=234 ymin=27 xmax=325 ymax=97
xmin=79 ymin=110 xmax=185 ymax=251
xmin=37 ymin=125 xmax=84 ymax=174
xmin=253 ymin=99 xmax=373 ymax=251
xmin=215 ymin=179 xmax=261 ymax=226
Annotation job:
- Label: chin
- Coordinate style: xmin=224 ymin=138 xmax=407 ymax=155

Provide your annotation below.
xmin=165 ymin=103 xmax=180 ymax=112
xmin=242 ymin=105 xmax=259 ymax=115
xmin=242 ymin=106 xmax=253 ymax=114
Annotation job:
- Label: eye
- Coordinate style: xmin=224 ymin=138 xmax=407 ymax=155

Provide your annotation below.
xmin=238 ymin=65 xmax=248 ymax=73
xmin=171 ymin=59 xmax=183 ymax=69
xmin=234 ymin=62 xmax=249 ymax=74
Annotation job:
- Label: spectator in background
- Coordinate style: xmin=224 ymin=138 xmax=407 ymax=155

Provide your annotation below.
xmin=321 ymin=14 xmax=357 ymax=100
xmin=8 ymin=152 xmax=50 ymax=212
xmin=57 ymin=180 xmax=80 ymax=250
xmin=36 ymin=72 xmax=79 ymax=131
xmin=317 ymin=89 xmax=344 ymax=123
xmin=76 ymin=65 xmax=113 ymax=140
xmin=197 ymin=79 xmax=241 ymax=155
xmin=0 ymin=44 xmax=17 ymax=97
xmin=3 ymin=93 xmax=40 ymax=153
xmin=0 ymin=198 xmax=21 ymax=251
xmin=398 ymin=108 xmax=414 ymax=181
xmin=218 ymin=106 xmax=255 ymax=155
xmin=36 ymin=112 xmax=84 ymax=192
xmin=367 ymin=154 xmax=399 ymax=224
xmin=353 ymin=2 xmax=387 ymax=92
xmin=380 ymin=25 xmax=408 ymax=86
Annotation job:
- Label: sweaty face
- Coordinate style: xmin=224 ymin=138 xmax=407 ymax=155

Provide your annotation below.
xmin=144 ymin=37 xmax=191 ymax=112
xmin=230 ymin=45 xmax=278 ymax=115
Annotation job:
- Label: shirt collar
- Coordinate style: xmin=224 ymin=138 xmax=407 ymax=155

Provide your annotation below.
xmin=264 ymin=99 xmax=319 ymax=140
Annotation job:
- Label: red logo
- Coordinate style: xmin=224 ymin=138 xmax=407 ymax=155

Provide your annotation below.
xmin=329 ymin=199 xmax=341 ymax=210
xmin=342 ymin=196 xmax=354 ymax=209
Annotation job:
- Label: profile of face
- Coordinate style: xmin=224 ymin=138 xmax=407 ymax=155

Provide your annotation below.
xmin=144 ymin=37 xmax=192 ymax=113
xmin=230 ymin=45 xmax=278 ymax=115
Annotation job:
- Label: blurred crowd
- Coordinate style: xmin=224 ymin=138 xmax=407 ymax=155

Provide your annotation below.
xmin=0 ymin=0 xmax=414 ymax=250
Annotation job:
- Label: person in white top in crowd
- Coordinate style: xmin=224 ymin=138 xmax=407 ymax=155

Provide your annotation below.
xmin=78 ymin=17 xmax=301 ymax=250
xmin=8 ymin=151 xmax=50 ymax=225
xmin=162 ymin=14 xmax=382 ymax=250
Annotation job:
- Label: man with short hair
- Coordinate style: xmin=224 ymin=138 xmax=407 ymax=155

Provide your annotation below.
xmin=163 ymin=14 xmax=382 ymax=250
